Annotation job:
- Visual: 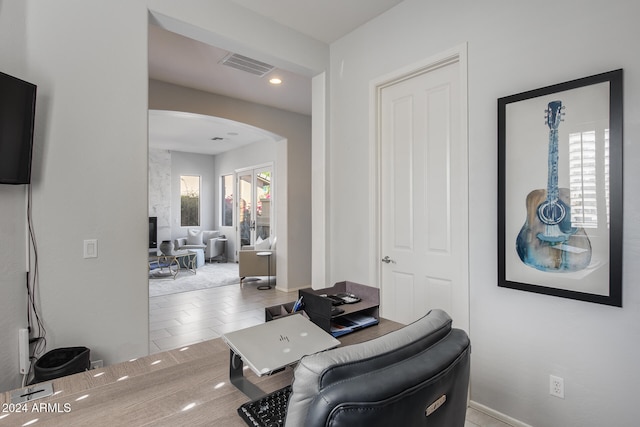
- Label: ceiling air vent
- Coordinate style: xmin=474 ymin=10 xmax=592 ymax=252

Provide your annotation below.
xmin=220 ymin=53 xmax=275 ymax=77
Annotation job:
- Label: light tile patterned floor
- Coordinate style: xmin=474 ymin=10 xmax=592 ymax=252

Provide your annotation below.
xmin=149 ymin=277 xmax=512 ymax=427
xmin=149 ymin=277 xmax=298 ymax=353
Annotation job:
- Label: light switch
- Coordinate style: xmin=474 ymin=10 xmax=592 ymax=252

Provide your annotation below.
xmin=84 ymin=239 xmax=98 ymax=258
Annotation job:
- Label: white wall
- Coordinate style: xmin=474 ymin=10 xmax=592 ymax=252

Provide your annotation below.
xmin=328 ymin=1 xmax=640 ymax=426
xmin=0 ymin=0 xmax=326 ymax=392
xmin=19 ymin=0 xmax=151 ymax=380
xmin=149 ymin=149 xmax=222 ymax=243
xmin=169 ymin=151 xmax=217 ymax=240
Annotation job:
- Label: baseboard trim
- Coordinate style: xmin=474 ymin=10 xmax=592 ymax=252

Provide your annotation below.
xmin=469 ymin=400 xmax=532 ymax=427
xmin=275 ymin=283 xmax=308 ymax=293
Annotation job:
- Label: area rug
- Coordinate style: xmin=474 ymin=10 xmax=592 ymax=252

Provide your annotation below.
xmin=149 ymin=262 xmax=240 ymax=297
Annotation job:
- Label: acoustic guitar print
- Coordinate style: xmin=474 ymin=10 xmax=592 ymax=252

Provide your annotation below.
xmin=515 ymin=100 xmax=592 ymax=272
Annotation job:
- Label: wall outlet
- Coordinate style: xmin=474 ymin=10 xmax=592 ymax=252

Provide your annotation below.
xmin=18 ymin=328 xmax=30 ymax=375
xmin=549 ymin=375 xmax=564 ymax=399
xmin=90 ymin=360 xmax=104 ymax=369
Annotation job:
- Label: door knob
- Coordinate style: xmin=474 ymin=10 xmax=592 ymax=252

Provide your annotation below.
xmin=381 ymin=256 xmax=395 ymax=264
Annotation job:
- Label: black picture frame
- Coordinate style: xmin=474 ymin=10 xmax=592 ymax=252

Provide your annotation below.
xmin=498 ymin=69 xmax=623 ymax=307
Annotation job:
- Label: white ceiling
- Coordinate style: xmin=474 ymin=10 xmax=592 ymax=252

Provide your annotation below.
xmin=148 ymin=110 xmax=281 ymax=156
xmin=148 ymin=25 xmax=313 ymax=117
xmin=230 ymin=0 xmax=406 ymax=44
xmin=148 ymin=0 xmax=405 ymax=154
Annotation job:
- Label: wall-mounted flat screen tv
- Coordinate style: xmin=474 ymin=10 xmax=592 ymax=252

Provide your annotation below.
xmin=0 ymin=71 xmax=37 ymax=185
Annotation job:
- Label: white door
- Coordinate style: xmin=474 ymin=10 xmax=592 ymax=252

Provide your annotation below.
xmin=379 ymin=56 xmax=469 ymax=330
xmin=237 ymin=165 xmax=273 ymax=252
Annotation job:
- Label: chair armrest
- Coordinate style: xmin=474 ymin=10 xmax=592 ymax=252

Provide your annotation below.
xmin=174 ymin=238 xmax=187 ymax=249
xmin=239 ymin=250 xmax=276 ymax=277
xmin=205 ymin=237 xmax=225 ymax=258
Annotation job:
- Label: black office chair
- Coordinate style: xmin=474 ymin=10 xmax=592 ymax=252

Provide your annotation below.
xmin=284 ymin=309 xmax=470 ymax=427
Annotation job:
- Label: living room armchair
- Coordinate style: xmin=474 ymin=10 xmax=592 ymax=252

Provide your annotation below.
xmin=239 ymin=236 xmax=276 ymax=284
xmin=174 ymin=229 xmax=226 ymax=263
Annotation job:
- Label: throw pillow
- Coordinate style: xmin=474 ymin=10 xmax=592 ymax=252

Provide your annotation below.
xmin=187 ymin=229 xmax=203 ymax=245
xmin=255 ymin=236 xmax=270 ymax=250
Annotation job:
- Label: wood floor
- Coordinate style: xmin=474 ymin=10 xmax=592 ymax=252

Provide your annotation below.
xmin=149 ymin=280 xmax=512 ymax=427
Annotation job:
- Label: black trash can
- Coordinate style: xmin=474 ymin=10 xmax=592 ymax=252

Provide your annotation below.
xmin=33 ymin=347 xmax=91 ymax=382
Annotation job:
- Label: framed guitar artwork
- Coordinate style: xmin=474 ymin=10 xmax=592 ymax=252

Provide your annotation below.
xmin=498 ymin=69 xmax=623 ymax=306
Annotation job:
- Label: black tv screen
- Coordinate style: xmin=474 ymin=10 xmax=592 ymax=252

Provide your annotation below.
xmin=149 ymin=217 xmax=158 ymax=249
xmin=0 ymin=71 xmax=37 ymax=185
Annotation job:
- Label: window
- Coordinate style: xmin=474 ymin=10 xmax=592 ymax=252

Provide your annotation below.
xmin=221 ymin=174 xmax=233 ymax=227
xmin=180 ymin=175 xmax=200 ymax=227
xmin=569 ymin=129 xmax=609 ymax=229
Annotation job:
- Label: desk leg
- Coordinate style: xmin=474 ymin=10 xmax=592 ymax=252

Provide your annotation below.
xmin=229 ymin=349 xmax=265 ymax=401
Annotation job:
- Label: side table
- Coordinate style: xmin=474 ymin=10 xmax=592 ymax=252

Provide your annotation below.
xmin=256 ymin=251 xmax=273 ymax=290
xmin=148 ymin=250 xmax=197 ymax=279
xmin=212 ymin=238 xmax=228 ymax=263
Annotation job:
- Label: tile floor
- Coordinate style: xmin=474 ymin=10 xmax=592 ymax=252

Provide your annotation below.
xmin=149 ymin=279 xmax=512 ymax=427
xmin=149 ymin=278 xmax=297 ymax=353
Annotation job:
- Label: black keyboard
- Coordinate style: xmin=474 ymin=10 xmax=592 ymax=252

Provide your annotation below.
xmin=238 ymin=385 xmax=292 ymax=427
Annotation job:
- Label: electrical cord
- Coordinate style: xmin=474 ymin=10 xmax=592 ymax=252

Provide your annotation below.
xmin=24 ymin=183 xmax=47 ymax=385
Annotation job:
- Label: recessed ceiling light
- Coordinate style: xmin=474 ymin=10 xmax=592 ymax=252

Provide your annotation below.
xmin=269 ymin=78 xmax=282 ymax=85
